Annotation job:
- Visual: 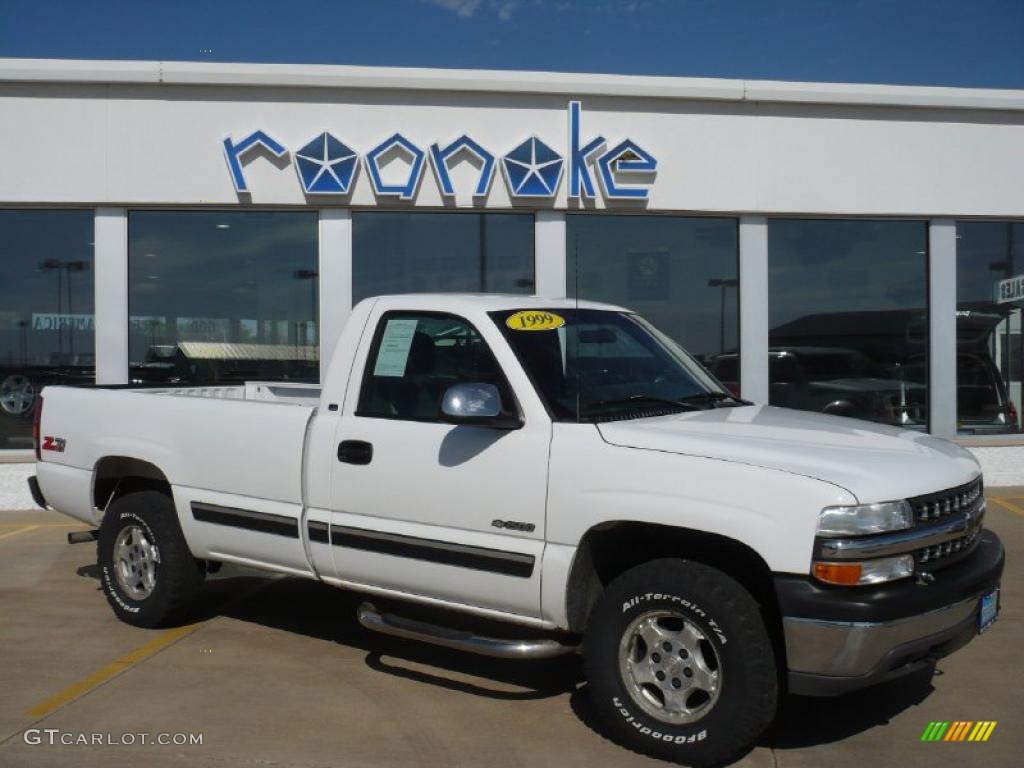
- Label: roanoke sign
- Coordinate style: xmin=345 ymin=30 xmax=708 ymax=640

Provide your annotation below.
xmin=222 ymin=101 xmax=657 ymax=202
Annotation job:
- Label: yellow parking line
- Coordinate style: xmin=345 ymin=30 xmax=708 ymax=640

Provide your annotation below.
xmin=0 ymin=524 xmax=43 ymax=541
xmin=24 ymin=623 xmax=203 ymax=719
xmin=0 ymin=522 xmax=85 ymax=541
xmin=23 ymin=575 xmax=278 ymax=720
xmin=989 ymin=497 xmax=1024 ymax=517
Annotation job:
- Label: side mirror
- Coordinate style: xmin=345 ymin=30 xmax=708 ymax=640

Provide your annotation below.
xmin=441 ymin=383 xmax=522 ymax=429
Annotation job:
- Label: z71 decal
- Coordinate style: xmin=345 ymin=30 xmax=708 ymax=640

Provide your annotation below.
xmin=41 ymin=436 xmax=66 ymax=453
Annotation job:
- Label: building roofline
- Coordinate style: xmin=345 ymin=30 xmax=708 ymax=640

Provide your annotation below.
xmin=1 ymin=57 xmax=1024 ymax=111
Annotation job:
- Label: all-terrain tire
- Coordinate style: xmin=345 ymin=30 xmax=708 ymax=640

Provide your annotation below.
xmin=97 ymin=489 xmax=204 ymax=628
xmin=583 ymin=559 xmax=778 ymax=766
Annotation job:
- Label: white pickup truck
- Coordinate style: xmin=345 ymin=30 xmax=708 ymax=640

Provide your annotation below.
xmin=30 ymin=295 xmax=1003 ymax=765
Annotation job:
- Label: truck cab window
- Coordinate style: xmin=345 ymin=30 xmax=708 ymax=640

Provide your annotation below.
xmin=357 ymin=313 xmax=517 ymax=422
xmin=491 ymin=308 xmax=730 ymax=422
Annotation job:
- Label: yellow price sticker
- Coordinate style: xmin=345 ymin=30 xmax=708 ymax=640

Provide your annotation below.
xmin=506 ymin=310 xmax=566 ymax=331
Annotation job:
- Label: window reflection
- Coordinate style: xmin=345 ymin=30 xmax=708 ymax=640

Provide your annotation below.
xmin=128 ymin=211 xmax=319 ymax=385
xmin=767 ymin=220 xmax=929 ymax=428
xmin=0 ymin=210 xmax=94 ymax=450
xmin=567 ymin=215 xmax=739 ymax=387
xmin=352 ymin=212 xmax=534 ymax=303
xmin=956 ymin=222 xmax=1023 ymax=434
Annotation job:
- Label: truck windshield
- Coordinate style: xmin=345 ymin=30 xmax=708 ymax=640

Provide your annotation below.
xmin=491 ymin=308 xmax=741 ymax=422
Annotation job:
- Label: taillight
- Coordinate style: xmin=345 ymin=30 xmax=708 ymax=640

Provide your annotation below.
xmin=33 ymin=395 xmax=43 ymax=460
xmin=1009 ymin=401 xmax=1019 ymax=430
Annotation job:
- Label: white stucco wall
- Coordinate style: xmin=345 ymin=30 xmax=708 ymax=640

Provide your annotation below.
xmin=968 ymin=447 xmax=1024 ymax=489
xmin=0 ymin=72 xmax=1022 ymax=216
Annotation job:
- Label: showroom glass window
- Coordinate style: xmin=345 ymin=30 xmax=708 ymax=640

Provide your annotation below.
xmin=0 ymin=210 xmax=94 ymax=450
xmin=768 ymin=219 xmax=929 ymax=428
xmin=956 ymin=221 xmax=1024 ymax=435
xmin=566 ymin=215 xmax=740 ymax=389
xmin=352 ymin=212 xmax=534 ymax=303
xmin=128 ymin=211 xmax=319 ymax=385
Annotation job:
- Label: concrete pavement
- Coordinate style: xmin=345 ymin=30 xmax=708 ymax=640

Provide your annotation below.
xmin=0 ymin=493 xmax=1020 ymax=767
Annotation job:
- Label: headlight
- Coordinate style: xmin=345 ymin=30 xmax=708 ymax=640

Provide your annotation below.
xmin=813 ymin=555 xmax=915 ymax=586
xmin=816 ymin=500 xmax=913 ymax=537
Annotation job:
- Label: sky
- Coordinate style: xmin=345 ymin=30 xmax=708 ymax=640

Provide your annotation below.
xmin=0 ymin=0 xmax=1022 ymax=89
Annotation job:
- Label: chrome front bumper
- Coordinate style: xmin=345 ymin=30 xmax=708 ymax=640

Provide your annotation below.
xmin=783 ymin=595 xmax=981 ymax=694
xmin=777 ymin=528 xmax=1004 ymax=696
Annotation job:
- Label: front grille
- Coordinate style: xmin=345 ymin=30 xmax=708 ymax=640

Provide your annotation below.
xmin=814 ymin=477 xmax=988 ymax=574
xmin=916 ymin=523 xmax=983 ymax=566
xmin=909 ymin=478 xmax=983 ymax=523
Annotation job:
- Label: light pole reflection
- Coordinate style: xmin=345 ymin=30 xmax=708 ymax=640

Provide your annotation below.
xmin=39 ymin=259 xmax=90 ymax=359
xmin=707 ymin=277 xmax=738 ymax=356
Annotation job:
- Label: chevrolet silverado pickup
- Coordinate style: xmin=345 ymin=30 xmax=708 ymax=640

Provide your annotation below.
xmin=29 ymin=294 xmax=1004 ymax=766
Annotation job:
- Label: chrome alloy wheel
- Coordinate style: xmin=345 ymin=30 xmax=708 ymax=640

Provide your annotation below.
xmin=113 ymin=525 xmax=160 ymax=600
xmin=618 ymin=609 xmax=722 ymax=724
xmin=0 ymin=375 xmax=36 ymax=416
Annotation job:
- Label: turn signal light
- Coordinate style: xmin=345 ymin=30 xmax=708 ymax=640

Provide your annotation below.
xmin=813 ymin=562 xmax=863 ymax=585
xmin=813 ymin=555 xmax=915 ymax=586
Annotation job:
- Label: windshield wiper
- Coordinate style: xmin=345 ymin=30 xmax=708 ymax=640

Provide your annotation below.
xmin=677 ymin=391 xmax=752 ymax=407
xmin=582 ymin=395 xmax=702 ymax=413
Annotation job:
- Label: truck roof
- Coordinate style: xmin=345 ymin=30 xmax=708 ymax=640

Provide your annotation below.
xmin=358 ymin=294 xmax=629 ymax=313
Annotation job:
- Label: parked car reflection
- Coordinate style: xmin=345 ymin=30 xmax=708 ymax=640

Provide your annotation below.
xmin=711 ymin=308 xmax=1020 ymax=434
xmin=1 ymin=354 xmax=95 ymax=417
xmin=710 ymin=347 xmax=926 ymax=427
xmin=0 ymin=343 xmax=318 ymax=418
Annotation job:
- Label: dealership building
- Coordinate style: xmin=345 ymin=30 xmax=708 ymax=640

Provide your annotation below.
xmin=1 ymin=58 xmax=1023 ymax=482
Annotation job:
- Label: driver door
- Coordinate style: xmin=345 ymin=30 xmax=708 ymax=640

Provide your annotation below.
xmin=328 ymin=310 xmax=550 ymax=619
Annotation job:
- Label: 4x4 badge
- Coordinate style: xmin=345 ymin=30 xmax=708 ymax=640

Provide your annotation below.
xmin=492 ymin=519 xmax=535 ymax=533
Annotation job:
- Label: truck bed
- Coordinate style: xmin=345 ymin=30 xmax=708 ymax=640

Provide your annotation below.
xmin=35 ymin=381 xmax=320 ymax=528
xmin=141 ymin=381 xmax=321 ymax=407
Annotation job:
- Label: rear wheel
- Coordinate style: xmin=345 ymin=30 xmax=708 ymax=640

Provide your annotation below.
xmin=97 ymin=489 xmax=204 ymax=628
xmin=583 ymin=559 xmax=778 ymax=766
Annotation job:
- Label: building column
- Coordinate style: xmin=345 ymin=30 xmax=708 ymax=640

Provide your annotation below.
xmin=929 ymin=219 xmax=958 ymax=438
xmin=739 ymin=216 xmax=769 ymax=403
xmin=319 ymin=209 xmax=352 ymax=382
xmin=94 ymin=208 xmax=128 ymax=385
xmin=534 ymin=211 xmax=566 ymax=298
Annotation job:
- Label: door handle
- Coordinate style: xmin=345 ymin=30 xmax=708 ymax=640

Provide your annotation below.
xmin=338 ymin=440 xmax=373 ymax=465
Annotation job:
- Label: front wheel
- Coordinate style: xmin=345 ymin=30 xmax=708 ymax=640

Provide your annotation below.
xmin=583 ymin=559 xmax=778 ymax=766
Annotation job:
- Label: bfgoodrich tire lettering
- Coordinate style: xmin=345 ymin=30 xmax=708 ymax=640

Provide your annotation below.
xmin=97 ymin=489 xmax=204 ymax=628
xmin=583 ymin=559 xmax=778 ymax=766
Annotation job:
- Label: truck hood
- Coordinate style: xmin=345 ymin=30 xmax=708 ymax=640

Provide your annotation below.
xmin=596 ymin=405 xmax=980 ymax=502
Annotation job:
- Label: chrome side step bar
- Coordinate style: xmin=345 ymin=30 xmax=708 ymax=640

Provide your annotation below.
xmin=356 ymin=602 xmax=579 ymax=660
